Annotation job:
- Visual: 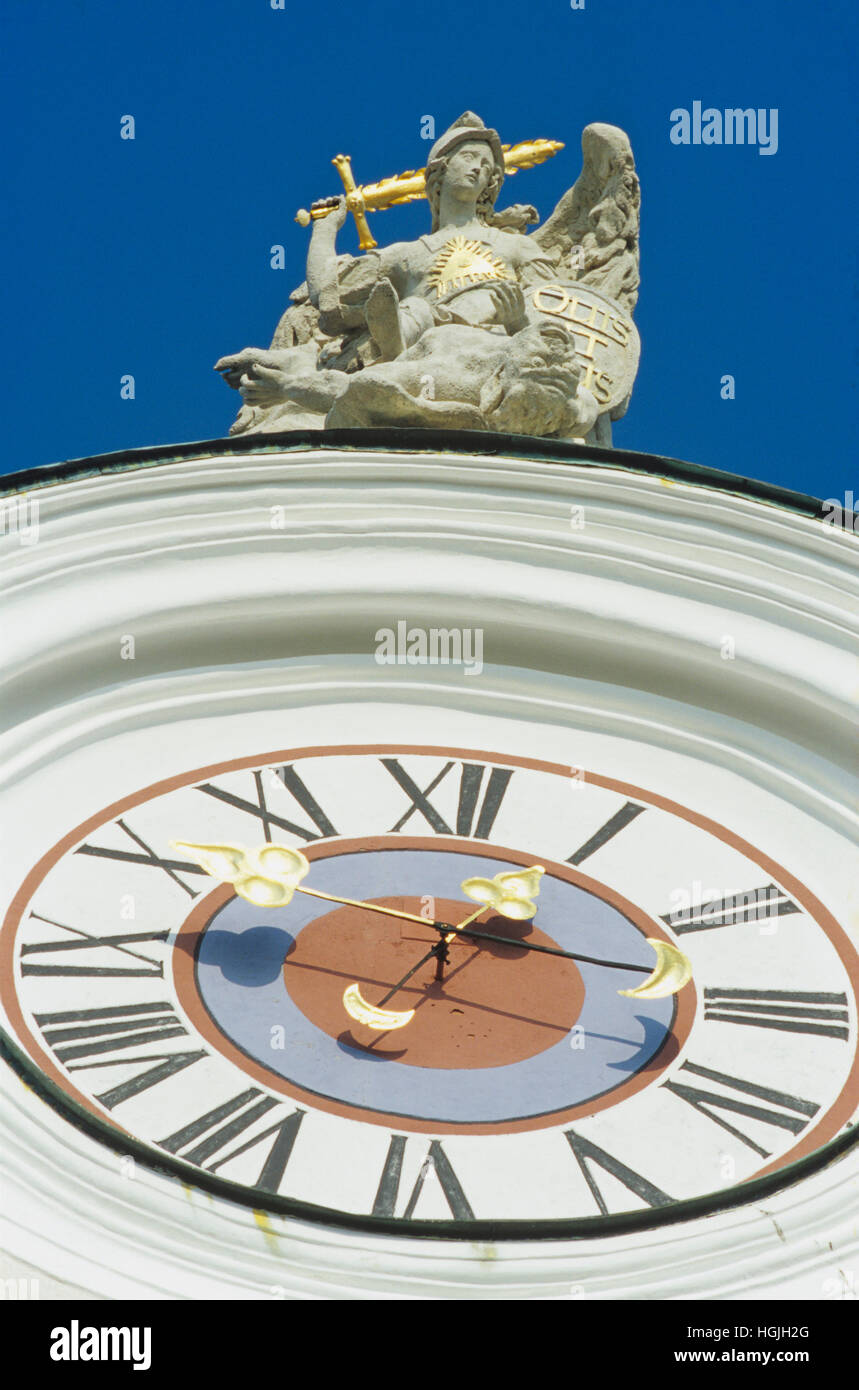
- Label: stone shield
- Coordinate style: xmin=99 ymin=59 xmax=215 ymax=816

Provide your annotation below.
xmin=525 ymin=281 xmax=640 ymax=419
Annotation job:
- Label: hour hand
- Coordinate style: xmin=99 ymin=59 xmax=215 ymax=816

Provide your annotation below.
xmin=342 ymin=934 xmax=451 ymax=1032
xmin=340 ymin=866 xmax=549 ymax=1031
xmin=342 ymin=984 xmax=416 ymax=1032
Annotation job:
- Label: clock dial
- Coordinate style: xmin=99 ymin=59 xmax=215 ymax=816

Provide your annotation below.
xmin=3 ymin=745 xmax=857 ymax=1231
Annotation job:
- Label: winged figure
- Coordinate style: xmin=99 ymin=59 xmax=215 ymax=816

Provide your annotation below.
xmin=216 ymin=113 xmax=640 ymax=444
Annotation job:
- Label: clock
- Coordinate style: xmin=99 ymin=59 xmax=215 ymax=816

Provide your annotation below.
xmin=1 ymin=435 xmax=857 ymax=1297
xmin=4 ymin=741 xmax=856 ymax=1232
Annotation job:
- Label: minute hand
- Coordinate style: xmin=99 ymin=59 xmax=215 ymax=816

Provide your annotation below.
xmin=433 ymin=919 xmax=652 ymax=974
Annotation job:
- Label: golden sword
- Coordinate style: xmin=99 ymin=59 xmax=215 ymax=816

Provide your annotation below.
xmin=295 ymin=138 xmax=565 ymax=250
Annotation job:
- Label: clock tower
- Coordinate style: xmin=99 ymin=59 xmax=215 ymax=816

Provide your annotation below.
xmin=1 ymin=110 xmax=857 ymax=1302
xmin=1 ymin=430 xmax=857 ymax=1299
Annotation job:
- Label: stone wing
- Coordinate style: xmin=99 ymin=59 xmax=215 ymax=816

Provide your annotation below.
xmin=531 ymin=123 xmax=640 ymax=316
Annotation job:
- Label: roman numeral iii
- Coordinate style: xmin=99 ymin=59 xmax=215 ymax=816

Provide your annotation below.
xmin=703 ymin=989 xmax=849 ymax=1040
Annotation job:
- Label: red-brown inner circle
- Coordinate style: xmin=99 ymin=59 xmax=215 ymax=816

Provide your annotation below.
xmin=283 ymin=896 xmax=585 ymax=1068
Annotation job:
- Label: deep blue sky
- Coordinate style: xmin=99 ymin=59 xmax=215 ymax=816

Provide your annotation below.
xmin=4 ymin=0 xmax=856 ymax=500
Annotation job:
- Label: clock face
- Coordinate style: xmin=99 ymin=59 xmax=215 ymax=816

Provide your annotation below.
xmin=2 ymin=744 xmax=857 ymax=1233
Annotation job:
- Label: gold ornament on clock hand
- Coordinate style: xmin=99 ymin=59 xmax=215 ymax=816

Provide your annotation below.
xmin=171 ymin=841 xmax=691 ymax=1017
xmin=342 ymin=984 xmax=416 ymax=1032
xmin=341 ymin=868 xmax=547 ymax=1030
xmin=173 ymin=840 xmax=448 ymax=925
xmin=460 ymin=865 xmax=545 ymax=920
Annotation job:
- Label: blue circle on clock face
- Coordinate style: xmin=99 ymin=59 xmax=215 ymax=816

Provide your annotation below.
xmin=190 ymin=848 xmax=676 ymax=1124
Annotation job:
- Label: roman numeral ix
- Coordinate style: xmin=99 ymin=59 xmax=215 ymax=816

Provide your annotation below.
xmin=22 ymin=913 xmax=170 ymax=978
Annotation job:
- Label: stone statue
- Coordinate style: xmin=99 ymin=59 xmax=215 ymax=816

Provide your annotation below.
xmin=215 ymin=113 xmax=640 ymax=445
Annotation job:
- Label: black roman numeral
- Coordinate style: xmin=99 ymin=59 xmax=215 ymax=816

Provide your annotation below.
xmin=196 ymin=765 xmax=337 ymax=842
xmin=704 ymin=989 xmax=849 ymax=1040
xmin=382 ymin=759 xmax=513 ymax=839
xmin=567 ymin=802 xmax=646 ymax=865
xmin=76 ymin=819 xmax=206 ymax=897
xmin=663 ymin=1060 xmax=818 ymax=1158
xmin=372 ymin=1135 xmax=474 ymax=1219
xmin=564 ymin=1129 xmax=673 ymax=1214
xmin=159 ymin=1089 xmax=305 ymax=1193
xmin=33 ymin=1001 xmax=206 ymax=1109
xmin=662 ymin=885 xmax=801 ymax=934
xmin=21 ymin=913 xmax=170 ymax=978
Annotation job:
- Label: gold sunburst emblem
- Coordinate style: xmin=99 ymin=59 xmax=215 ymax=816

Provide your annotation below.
xmin=427 ymin=236 xmax=511 ymax=298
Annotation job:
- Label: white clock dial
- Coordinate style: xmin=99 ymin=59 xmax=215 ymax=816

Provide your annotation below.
xmin=4 ymin=745 xmax=856 ymax=1231
xmin=2 ymin=445 xmax=856 ymax=1298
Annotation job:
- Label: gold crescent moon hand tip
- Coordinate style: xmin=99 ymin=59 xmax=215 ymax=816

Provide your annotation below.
xmin=618 ymin=939 xmax=693 ymax=999
xmin=342 ymin=984 xmax=415 ymax=1031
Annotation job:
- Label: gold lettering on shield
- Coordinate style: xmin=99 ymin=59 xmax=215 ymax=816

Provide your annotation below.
xmin=531 ymin=284 xmax=634 ymax=403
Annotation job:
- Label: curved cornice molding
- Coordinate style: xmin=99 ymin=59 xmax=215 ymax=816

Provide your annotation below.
xmin=0 ymin=430 xmax=835 ymax=523
xmin=2 ymin=446 xmax=857 ymax=770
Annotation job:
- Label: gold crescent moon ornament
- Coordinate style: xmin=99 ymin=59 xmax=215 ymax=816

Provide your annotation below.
xmin=342 ymin=984 xmax=416 ymax=1031
xmin=618 ymin=938 xmax=693 ymax=999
